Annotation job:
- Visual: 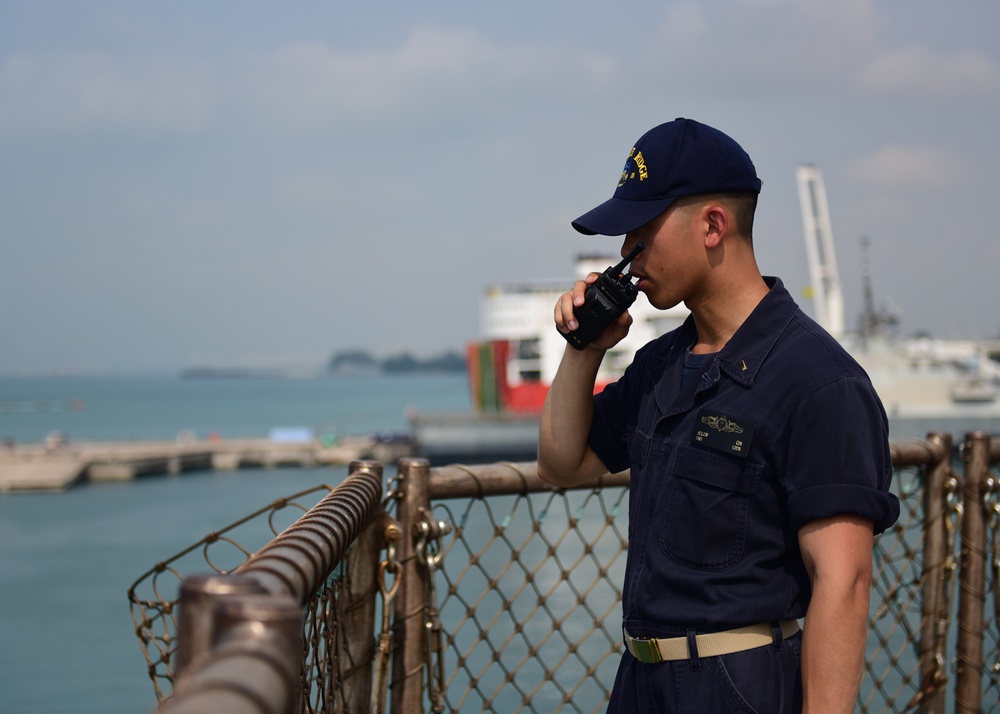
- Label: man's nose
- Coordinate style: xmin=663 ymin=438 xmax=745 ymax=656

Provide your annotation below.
xmin=621 ymin=234 xmax=642 ymax=260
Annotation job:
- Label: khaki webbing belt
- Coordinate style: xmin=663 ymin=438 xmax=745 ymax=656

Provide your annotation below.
xmin=625 ymin=620 xmax=800 ymax=663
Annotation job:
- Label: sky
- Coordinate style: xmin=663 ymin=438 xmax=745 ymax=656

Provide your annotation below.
xmin=2 ymin=1 xmax=998 ymax=375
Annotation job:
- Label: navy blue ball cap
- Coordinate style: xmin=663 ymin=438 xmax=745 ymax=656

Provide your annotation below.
xmin=571 ymin=118 xmax=762 ymax=236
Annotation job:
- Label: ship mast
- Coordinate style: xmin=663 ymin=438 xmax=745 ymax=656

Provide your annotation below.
xmin=859 ymin=235 xmax=877 ymax=342
xmin=796 ymin=165 xmax=845 ymax=338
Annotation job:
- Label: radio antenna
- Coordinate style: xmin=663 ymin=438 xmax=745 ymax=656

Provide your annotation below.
xmin=611 ymin=242 xmax=645 ymax=276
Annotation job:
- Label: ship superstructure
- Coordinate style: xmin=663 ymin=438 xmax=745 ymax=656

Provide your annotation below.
xmin=470 ymin=257 xmax=688 ymax=413
xmin=794 ymin=166 xmax=1000 ymax=439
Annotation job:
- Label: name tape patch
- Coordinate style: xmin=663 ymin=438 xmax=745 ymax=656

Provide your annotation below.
xmin=692 ymin=409 xmax=756 ymax=457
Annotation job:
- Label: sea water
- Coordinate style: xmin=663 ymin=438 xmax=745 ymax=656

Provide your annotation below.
xmin=1 ymin=375 xmax=939 ymax=712
xmin=0 ymin=374 xmax=470 ymax=714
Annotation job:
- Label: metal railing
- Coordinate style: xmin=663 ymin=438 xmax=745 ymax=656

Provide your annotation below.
xmin=129 ymin=461 xmax=389 ymax=712
xmin=965 ymin=433 xmax=1000 ymax=713
xmin=129 ymin=432 xmax=1000 ymax=713
xmin=128 ymin=484 xmax=336 ymax=701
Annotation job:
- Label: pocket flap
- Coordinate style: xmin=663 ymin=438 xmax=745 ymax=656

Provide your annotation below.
xmin=674 ymin=445 xmax=762 ymax=495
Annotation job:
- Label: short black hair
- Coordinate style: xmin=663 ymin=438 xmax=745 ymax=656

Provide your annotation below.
xmin=725 ymin=191 xmax=759 ymax=244
xmin=675 ymin=191 xmax=759 ymax=244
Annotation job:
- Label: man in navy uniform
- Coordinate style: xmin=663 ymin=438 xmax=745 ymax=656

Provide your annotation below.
xmin=538 ymin=118 xmax=899 ymax=713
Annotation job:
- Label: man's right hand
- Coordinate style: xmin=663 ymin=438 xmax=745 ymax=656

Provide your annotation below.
xmin=554 ymin=273 xmax=634 ymax=352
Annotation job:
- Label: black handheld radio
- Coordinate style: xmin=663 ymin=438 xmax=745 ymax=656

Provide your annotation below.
xmin=561 ymin=242 xmax=645 ymax=350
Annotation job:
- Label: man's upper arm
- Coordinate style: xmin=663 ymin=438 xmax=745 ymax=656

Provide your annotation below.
xmin=798 ymin=515 xmax=874 ymax=583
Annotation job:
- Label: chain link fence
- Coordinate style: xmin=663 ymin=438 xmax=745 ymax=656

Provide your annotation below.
xmin=425 ymin=482 xmax=628 ymax=712
xmin=129 ymin=433 xmax=1000 ymax=713
xmin=128 ymin=483 xmax=336 ymax=701
xmin=967 ymin=434 xmax=1000 ymax=713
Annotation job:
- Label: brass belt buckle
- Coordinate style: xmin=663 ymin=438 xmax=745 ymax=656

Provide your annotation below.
xmin=629 ymin=636 xmax=663 ymax=664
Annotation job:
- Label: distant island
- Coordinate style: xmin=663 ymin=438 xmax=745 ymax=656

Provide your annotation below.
xmin=181 ymin=349 xmax=467 ymax=379
xmin=328 ymin=349 xmax=466 ymax=375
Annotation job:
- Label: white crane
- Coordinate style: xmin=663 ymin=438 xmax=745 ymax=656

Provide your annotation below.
xmin=796 ymin=165 xmax=846 ymax=338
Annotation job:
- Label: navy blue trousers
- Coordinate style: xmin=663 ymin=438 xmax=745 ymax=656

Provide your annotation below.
xmin=607 ymin=631 xmax=802 ymax=713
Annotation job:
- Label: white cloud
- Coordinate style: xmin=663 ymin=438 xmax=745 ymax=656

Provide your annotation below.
xmin=857 ymin=45 xmax=1000 ymax=99
xmin=0 ymin=26 xmax=616 ymax=137
xmin=658 ymin=3 xmax=708 ymax=45
xmin=238 ymin=26 xmax=616 ymax=131
xmin=177 ymin=200 xmax=226 ymax=232
xmin=0 ymin=51 xmax=218 ymax=134
xmin=770 ymin=0 xmax=878 ymax=45
xmin=276 ymin=171 xmax=344 ymax=212
xmin=648 ymin=0 xmax=879 ymax=92
xmin=846 ymin=145 xmax=963 ymax=188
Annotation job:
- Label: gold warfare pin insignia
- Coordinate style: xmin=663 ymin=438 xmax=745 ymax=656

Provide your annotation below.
xmin=692 ymin=409 xmax=756 ymax=457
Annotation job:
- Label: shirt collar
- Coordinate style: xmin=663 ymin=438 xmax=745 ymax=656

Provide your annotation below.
xmin=715 ymin=276 xmax=798 ymax=388
xmin=647 ymin=276 xmax=799 ymax=416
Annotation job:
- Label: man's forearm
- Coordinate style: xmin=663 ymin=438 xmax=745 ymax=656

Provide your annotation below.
xmin=800 ymin=573 xmax=871 ymax=713
xmin=537 ymin=344 xmax=606 ymax=486
xmin=798 ymin=515 xmax=874 ymax=713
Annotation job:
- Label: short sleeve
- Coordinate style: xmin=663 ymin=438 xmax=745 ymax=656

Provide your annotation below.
xmin=589 ymin=377 xmax=631 ymax=474
xmin=783 ymin=376 xmax=900 ymax=534
xmin=587 ymin=339 xmax=664 ymax=474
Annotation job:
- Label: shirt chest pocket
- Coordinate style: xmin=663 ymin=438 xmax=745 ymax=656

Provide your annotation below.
xmin=658 ymin=445 xmax=763 ymax=571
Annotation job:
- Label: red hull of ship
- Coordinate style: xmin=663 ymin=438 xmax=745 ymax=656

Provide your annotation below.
xmin=466 ymin=341 xmax=608 ymax=415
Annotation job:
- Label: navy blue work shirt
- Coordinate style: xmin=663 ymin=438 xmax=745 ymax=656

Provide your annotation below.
xmin=589 ymin=277 xmax=900 ymax=637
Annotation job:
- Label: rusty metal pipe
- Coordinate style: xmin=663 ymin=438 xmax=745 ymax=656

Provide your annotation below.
xmin=916 ymin=432 xmax=952 ymax=714
xmin=955 ymin=432 xmax=990 ymax=713
xmin=236 ymin=462 xmax=383 ymax=602
xmin=167 ymin=462 xmax=385 ymax=712
xmin=390 ymin=457 xmax=431 ymax=714
xmin=162 ymin=594 xmax=303 ymax=714
xmin=174 ymin=573 xmax=267 ymax=684
xmin=427 ymin=461 xmax=630 ymax=500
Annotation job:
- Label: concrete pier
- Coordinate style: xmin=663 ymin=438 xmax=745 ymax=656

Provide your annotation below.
xmin=0 ymin=458 xmax=89 ymax=492
xmin=0 ymin=435 xmax=400 ymax=493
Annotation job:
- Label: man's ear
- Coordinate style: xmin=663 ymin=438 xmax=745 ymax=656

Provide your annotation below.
xmin=703 ymin=204 xmax=728 ymax=248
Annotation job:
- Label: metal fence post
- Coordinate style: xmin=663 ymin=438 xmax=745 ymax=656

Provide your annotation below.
xmin=174 ymin=573 xmax=267 ymax=685
xmin=162 ymin=593 xmax=304 ymax=714
xmin=390 ymin=457 xmax=432 ymax=714
xmin=162 ymin=462 xmax=384 ymax=713
xmin=956 ymin=432 xmax=991 ymax=713
xmin=916 ymin=432 xmax=952 ymax=714
xmin=339 ymin=493 xmax=397 ymax=714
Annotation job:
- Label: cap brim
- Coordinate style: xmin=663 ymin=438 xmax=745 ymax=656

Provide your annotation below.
xmin=571 ymin=196 xmax=678 ymax=236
